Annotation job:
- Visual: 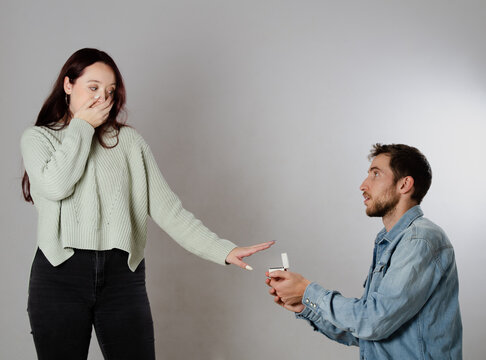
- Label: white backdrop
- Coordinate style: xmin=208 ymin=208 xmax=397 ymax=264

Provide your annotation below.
xmin=2 ymin=1 xmax=485 ymax=359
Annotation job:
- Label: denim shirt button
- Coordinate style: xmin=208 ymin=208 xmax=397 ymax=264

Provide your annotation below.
xmin=305 ymin=298 xmax=310 ymax=303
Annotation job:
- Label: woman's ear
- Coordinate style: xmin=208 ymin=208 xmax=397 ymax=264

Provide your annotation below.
xmin=63 ymin=76 xmax=72 ymax=95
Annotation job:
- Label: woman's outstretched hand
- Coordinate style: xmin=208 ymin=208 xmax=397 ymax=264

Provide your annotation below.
xmin=225 ymin=241 xmax=275 ymax=271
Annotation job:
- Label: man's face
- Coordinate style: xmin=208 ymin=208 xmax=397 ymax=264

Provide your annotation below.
xmin=360 ymin=154 xmax=400 ymax=217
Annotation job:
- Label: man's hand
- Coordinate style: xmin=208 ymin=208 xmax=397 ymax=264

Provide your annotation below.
xmin=268 ymin=286 xmax=306 ymax=313
xmin=265 ymin=270 xmax=311 ymax=313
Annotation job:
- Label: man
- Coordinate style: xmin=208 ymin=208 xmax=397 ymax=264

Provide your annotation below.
xmin=266 ymin=144 xmax=462 ymax=359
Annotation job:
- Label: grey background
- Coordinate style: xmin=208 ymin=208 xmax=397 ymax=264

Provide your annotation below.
xmin=2 ymin=0 xmax=485 ymax=359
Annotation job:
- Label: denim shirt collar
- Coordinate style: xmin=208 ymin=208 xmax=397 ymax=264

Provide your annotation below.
xmin=375 ymin=205 xmax=424 ymax=244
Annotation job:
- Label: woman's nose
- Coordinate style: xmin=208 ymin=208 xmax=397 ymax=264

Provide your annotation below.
xmin=95 ymin=92 xmax=105 ymax=102
xmin=95 ymin=89 xmax=108 ymax=102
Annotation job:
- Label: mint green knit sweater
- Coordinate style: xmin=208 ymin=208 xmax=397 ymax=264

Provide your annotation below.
xmin=20 ymin=118 xmax=237 ymax=271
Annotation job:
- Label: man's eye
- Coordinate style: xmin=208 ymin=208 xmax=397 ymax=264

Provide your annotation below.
xmin=373 ymin=172 xmax=379 ymax=177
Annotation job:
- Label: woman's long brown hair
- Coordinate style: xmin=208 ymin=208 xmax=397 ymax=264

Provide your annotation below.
xmin=22 ymin=48 xmax=128 ymax=204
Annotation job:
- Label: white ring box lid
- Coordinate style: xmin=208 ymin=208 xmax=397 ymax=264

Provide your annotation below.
xmin=281 ymin=253 xmax=289 ymax=269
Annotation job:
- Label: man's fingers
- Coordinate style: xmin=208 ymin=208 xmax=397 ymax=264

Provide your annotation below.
xmin=265 ymin=278 xmax=276 ymax=288
xmin=274 ymin=296 xmax=286 ymax=308
xmin=281 ymin=296 xmax=292 ymax=304
xmin=267 ymin=270 xmax=289 ymax=279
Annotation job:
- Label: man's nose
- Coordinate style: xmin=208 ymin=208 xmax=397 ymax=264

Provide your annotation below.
xmin=360 ymin=179 xmax=368 ymax=191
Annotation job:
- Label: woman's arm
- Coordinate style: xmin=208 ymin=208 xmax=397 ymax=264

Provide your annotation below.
xmin=21 ymin=96 xmax=112 ymax=201
xmin=21 ymin=118 xmax=95 ymax=201
xmin=141 ymin=140 xmax=273 ymax=268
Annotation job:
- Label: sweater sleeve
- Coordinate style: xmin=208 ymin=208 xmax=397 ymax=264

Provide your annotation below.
xmin=20 ymin=118 xmax=95 ymax=201
xmin=141 ymin=140 xmax=237 ymax=265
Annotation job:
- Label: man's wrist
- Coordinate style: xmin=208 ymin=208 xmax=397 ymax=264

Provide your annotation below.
xmin=299 ymin=278 xmax=312 ymax=299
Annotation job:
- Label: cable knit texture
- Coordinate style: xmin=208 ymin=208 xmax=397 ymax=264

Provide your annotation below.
xmin=21 ymin=118 xmax=237 ymax=271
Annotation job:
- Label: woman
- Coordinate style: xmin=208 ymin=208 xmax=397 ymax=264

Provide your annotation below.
xmin=20 ymin=48 xmax=274 ymax=360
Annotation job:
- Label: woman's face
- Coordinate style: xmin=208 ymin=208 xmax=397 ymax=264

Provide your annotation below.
xmin=64 ymin=61 xmax=116 ymax=116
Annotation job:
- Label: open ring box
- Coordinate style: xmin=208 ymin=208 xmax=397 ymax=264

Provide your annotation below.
xmin=269 ymin=253 xmax=289 ymax=273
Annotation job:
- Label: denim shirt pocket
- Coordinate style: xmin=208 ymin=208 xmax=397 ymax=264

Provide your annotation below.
xmin=369 ymin=263 xmax=386 ymax=291
xmin=369 ymin=251 xmax=393 ymax=291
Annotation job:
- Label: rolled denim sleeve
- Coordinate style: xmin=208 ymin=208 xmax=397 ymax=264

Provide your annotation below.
xmin=297 ymin=236 xmax=449 ymax=341
xmin=296 ymin=283 xmax=359 ymax=346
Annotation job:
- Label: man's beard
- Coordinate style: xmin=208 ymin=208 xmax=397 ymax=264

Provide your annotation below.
xmin=366 ymin=188 xmax=400 ymax=218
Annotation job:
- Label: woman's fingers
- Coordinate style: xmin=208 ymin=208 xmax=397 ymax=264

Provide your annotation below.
xmin=99 ymin=97 xmax=114 ymax=110
xmin=100 ymin=101 xmax=114 ymax=119
xmin=253 ymin=241 xmax=275 ymax=249
xmin=72 ymin=97 xmax=114 ymax=128
xmin=240 ymin=241 xmax=276 ymax=257
xmin=227 ymin=256 xmax=253 ymax=271
xmin=79 ymin=95 xmax=102 ymax=110
xmin=225 ymin=241 xmax=274 ymax=271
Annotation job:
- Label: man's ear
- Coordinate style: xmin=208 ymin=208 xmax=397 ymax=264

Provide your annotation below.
xmin=63 ymin=76 xmax=72 ymax=95
xmin=398 ymin=176 xmax=414 ymax=195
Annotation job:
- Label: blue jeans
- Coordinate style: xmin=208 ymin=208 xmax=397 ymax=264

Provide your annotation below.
xmin=27 ymin=248 xmax=155 ymax=360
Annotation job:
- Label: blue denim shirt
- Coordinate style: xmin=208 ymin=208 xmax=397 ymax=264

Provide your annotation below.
xmin=296 ymin=206 xmax=462 ymax=359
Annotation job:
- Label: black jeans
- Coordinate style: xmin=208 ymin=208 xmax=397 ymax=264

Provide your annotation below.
xmin=27 ymin=248 xmax=155 ymax=360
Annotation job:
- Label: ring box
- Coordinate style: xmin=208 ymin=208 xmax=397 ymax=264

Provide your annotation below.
xmin=269 ymin=253 xmax=289 ymax=273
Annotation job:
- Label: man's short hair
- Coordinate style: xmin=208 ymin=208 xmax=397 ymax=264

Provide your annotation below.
xmin=369 ymin=144 xmax=432 ymax=204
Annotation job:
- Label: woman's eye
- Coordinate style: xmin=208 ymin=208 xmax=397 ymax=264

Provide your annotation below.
xmin=90 ymin=87 xmax=98 ymax=91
